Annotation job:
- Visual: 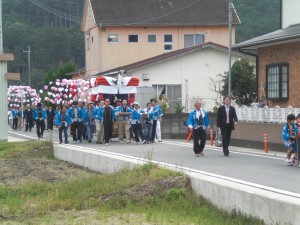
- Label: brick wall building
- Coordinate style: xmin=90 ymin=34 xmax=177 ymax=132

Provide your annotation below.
xmin=258 ymin=40 xmax=300 ymax=108
xmin=234 ymin=23 xmax=300 ymax=108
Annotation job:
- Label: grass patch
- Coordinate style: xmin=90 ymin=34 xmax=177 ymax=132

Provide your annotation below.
xmin=0 ymin=140 xmax=54 ymax=159
xmin=0 ymin=141 xmax=265 ymax=224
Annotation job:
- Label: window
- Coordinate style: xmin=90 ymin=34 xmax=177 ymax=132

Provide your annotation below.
xmin=148 ymin=34 xmax=156 ymax=43
xmin=184 ymin=34 xmax=205 ymax=48
xmin=153 ymin=84 xmax=182 ymax=113
xmin=86 ymin=36 xmax=90 ymax=50
xmin=129 ymin=34 xmax=138 ymax=43
xmin=107 ymin=34 xmax=118 ymax=43
xmin=266 ymin=64 xmax=289 ymax=100
xmin=164 ymin=34 xmax=173 ymax=51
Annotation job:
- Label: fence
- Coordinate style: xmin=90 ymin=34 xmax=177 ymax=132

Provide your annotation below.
xmin=235 ymin=105 xmax=300 ymax=123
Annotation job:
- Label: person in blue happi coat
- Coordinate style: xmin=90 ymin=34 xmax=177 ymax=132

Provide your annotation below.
xmin=32 ymin=103 xmax=47 ymax=139
xmin=83 ymin=103 xmax=95 ymax=143
xmin=93 ymin=100 xmax=104 ymax=144
xmin=116 ymin=99 xmax=132 ymax=144
xmin=55 ymin=105 xmax=71 ymax=144
xmin=150 ymin=99 xmax=163 ymax=143
xmin=131 ymin=101 xmax=146 ymax=144
xmin=11 ymin=106 xmax=20 ymax=131
xmin=143 ymin=102 xmax=154 ymax=144
xmin=68 ymin=101 xmax=83 ymax=144
xmin=186 ymin=100 xmax=210 ymax=157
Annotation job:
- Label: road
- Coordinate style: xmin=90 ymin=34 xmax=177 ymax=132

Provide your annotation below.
xmin=8 ymin=127 xmax=300 ymax=198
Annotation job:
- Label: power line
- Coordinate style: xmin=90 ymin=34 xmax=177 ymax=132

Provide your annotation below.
xmin=28 ymin=0 xmax=82 ymax=23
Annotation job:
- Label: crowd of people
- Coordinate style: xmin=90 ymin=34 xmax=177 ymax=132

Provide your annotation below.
xmin=9 ymin=95 xmax=299 ymax=166
xmin=8 ymin=98 xmax=164 ymax=146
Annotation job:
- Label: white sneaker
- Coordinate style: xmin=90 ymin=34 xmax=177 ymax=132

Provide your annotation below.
xmin=285 ymin=158 xmax=293 ymax=166
xmin=105 ymin=143 xmax=109 ymax=146
xmin=126 ymin=140 xmax=130 ymax=144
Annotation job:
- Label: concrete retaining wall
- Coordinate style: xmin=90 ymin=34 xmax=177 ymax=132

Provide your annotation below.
xmin=54 ymin=144 xmax=300 ymax=225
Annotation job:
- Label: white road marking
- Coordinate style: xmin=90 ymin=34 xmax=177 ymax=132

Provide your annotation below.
xmin=162 ymin=140 xmax=285 ymax=160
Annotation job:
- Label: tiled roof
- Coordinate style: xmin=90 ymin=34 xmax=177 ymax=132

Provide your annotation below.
xmin=90 ymin=0 xmax=240 ymax=26
xmin=95 ymin=42 xmax=248 ymax=76
xmin=233 ymin=23 xmax=300 ymax=49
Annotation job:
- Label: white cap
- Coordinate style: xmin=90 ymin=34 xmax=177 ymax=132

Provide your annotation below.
xmin=132 ymin=101 xmax=140 ymax=106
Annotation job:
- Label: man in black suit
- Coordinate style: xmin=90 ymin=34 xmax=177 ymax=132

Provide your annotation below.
xmin=46 ymin=106 xmax=56 ymax=132
xmin=217 ymin=96 xmax=238 ymax=156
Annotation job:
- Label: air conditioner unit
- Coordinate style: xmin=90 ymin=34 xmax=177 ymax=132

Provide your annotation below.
xmin=142 ymin=74 xmax=149 ymax=81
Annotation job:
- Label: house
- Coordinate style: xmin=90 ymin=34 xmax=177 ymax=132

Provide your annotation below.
xmin=94 ymin=42 xmax=255 ymax=112
xmin=281 ymin=0 xmax=300 ymax=28
xmin=65 ymin=68 xmax=86 ymax=80
xmin=82 ymin=0 xmax=240 ymax=77
xmin=234 ymin=0 xmax=300 ymax=108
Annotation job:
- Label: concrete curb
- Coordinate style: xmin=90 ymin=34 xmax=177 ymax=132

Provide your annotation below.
xmin=54 ymin=144 xmax=300 ymax=225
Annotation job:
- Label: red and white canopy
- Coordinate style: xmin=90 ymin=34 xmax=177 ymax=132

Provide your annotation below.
xmin=91 ymin=75 xmax=139 ymax=94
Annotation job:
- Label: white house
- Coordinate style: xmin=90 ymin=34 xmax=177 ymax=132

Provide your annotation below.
xmin=281 ymin=0 xmax=300 ymax=28
xmin=95 ymin=42 xmax=255 ymax=112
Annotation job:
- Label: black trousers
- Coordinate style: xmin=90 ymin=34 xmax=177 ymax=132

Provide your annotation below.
xmin=13 ymin=117 xmax=18 ymax=130
xmin=151 ymin=119 xmax=157 ymax=142
xmin=132 ymin=123 xmax=145 ymax=143
xmin=25 ymin=119 xmax=33 ymax=132
xmin=71 ymin=121 xmax=82 ymax=141
xmin=221 ymin=124 xmax=232 ymax=154
xmin=36 ymin=119 xmax=45 ymax=138
xmin=59 ymin=123 xmax=68 ymax=143
xmin=104 ymin=123 xmax=113 ymax=144
xmin=193 ymin=128 xmax=206 ymax=154
xmin=47 ymin=118 xmax=54 ymax=130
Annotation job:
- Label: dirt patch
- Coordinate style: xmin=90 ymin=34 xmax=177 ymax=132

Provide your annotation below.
xmin=100 ymin=176 xmax=190 ymax=203
xmin=0 ymin=143 xmax=95 ymax=186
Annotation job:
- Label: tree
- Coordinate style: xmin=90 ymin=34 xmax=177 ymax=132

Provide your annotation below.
xmin=220 ymin=58 xmax=256 ymax=106
xmin=44 ymin=60 xmax=76 ymax=85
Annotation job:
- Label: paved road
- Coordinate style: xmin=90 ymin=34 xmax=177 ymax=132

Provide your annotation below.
xmin=8 ymin=127 xmax=300 ymax=197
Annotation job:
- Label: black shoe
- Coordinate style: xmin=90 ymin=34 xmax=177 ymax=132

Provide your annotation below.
xmin=96 ymin=141 xmax=99 ymax=144
xmin=224 ymin=151 xmax=229 ymax=156
xmin=88 ymin=140 xmax=92 ymax=143
xmin=59 ymin=142 xmax=62 ymax=144
xmin=65 ymin=141 xmax=69 ymax=144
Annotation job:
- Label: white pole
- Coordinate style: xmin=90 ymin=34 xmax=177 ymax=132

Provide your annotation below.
xmin=228 ymin=0 xmax=233 ymax=98
xmin=0 ymin=0 xmax=9 ymax=141
xmin=23 ymin=45 xmax=31 ymax=86
xmin=0 ymin=0 xmax=2 ymax=54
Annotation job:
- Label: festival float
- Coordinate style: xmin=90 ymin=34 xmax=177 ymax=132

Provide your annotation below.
xmin=42 ymin=79 xmax=91 ymax=106
xmin=90 ymin=71 xmax=140 ymax=137
xmin=90 ymin=71 xmax=139 ymax=106
xmin=7 ymin=85 xmax=41 ymax=108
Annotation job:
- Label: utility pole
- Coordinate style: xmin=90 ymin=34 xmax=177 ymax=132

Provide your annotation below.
xmin=228 ymin=0 xmax=233 ymax=98
xmin=0 ymin=0 xmax=19 ymax=142
xmin=0 ymin=0 xmax=3 ymax=53
xmin=23 ymin=45 xmax=31 ymax=86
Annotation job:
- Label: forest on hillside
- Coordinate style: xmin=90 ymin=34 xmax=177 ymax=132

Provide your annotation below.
xmin=3 ymin=0 xmax=280 ymax=89
xmin=3 ymin=0 xmax=85 ymax=89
